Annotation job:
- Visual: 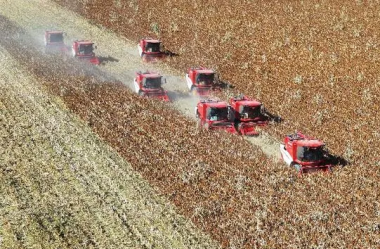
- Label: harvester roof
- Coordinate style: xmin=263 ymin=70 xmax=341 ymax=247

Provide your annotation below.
xmin=145 ymin=39 xmax=161 ymax=43
xmin=203 ymin=101 xmax=228 ymax=108
xmin=46 ymin=30 xmax=64 ymax=34
xmin=296 ymin=139 xmax=325 ymax=148
xmin=237 ymin=100 xmax=262 ymax=107
xmin=141 ymin=71 xmax=161 ymax=78
xmin=76 ymin=40 xmax=94 ymax=45
xmin=196 ymin=69 xmax=214 ymax=74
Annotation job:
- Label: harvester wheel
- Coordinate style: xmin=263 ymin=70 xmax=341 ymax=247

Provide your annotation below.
xmin=138 ymin=90 xmax=144 ymax=96
xmin=237 ymin=123 xmax=244 ymax=135
xmin=190 ymin=87 xmax=197 ymax=96
xmin=291 ymin=163 xmax=301 ymax=173
xmin=196 ymin=118 xmax=202 ymax=130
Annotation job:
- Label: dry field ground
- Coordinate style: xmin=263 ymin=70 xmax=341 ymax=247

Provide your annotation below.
xmin=0 ymin=41 xmax=218 ymax=249
xmin=1 ymin=0 xmax=379 ymax=248
xmin=0 ymin=47 xmax=219 ymax=248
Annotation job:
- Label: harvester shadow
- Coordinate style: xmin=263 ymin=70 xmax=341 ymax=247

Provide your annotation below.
xmin=329 ymin=154 xmax=349 ymax=167
xmin=99 ymin=56 xmax=119 ymax=64
xmin=216 ymin=80 xmax=235 ymax=89
xmin=264 ymin=110 xmax=283 ymax=123
xmin=167 ymin=90 xmax=191 ymax=101
xmin=164 ymin=50 xmax=179 ymax=57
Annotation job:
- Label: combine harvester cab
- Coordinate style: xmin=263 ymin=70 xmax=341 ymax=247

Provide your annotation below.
xmin=280 ymin=132 xmax=333 ymax=175
xmin=185 ymin=67 xmax=220 ymax=97
xmin=44 ymin=31 xmax=68 ymax=54
xmin=133 ymin=71 xmax=170 ymax=102
xmin=138 ymin=38 xmax=166 ymax=63
xmin=195 ymin=99 xmax=236 ymax=134
xmin=72 ymin=40 xmax=100 ymax=65
xmin=229 ymin=95 xmax=268 ymax=136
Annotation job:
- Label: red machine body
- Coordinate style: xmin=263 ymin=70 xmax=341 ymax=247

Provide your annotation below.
xmin=280 ymin=132 xmax=332 ymax=175
xmin=195 ymin=99 xmax=236 ymax=134
xmin=72 ymin=40 xmax=100 ymax=65
xmin=185 ymin=67 xmax=220 ymax=97
xmin=133 ymin=71 xmax=169 ymax=102
xmin=137 ymin=38 xmax=166 ymax=62
xmin=44 ymin=31 xmax=68 ymax=53
xmin=229 ymin=95 xmax=268 ymax=136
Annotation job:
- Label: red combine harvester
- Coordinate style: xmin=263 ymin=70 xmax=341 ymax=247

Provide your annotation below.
xmin=185 ymin=67 xmax=220 ymax=97
xmin=44 ymin=31 xmax=68 ymax=53
xmin=72 ymin=40 xmax=100 ymax=65
xmin=138 ymin=38 xmax=166 ymax=62
xmin=195 ymin=99 xmax=236 ymax=134
xmin=229 ymin=95 xmax=268 ymax=136
xmin=133 ymin=71 xmax=169 ymax=101
xmin=280 ymin=132 xmax=332 ymax=175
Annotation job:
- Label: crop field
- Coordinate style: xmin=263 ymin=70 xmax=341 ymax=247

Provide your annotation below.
xmin=1 ymin=0 xmax=380 ymax=248
xmin=55 ymin=0 xmax=380 ymax=163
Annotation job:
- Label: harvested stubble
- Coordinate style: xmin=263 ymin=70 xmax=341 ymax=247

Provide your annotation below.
xmin=0 ymin=52 xmax=222 ymax=248
xmin=2 ymin=1 xmax=380 ymax=248
xmin=0 ymin=20 xmax=218 ymax=249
